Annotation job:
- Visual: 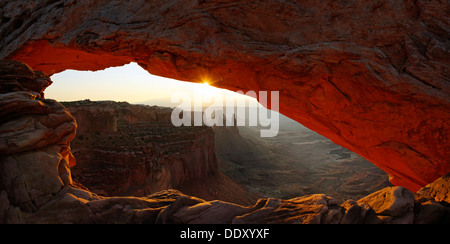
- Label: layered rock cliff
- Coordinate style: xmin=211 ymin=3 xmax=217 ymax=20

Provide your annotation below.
xmin=62 ymin=100 xmax=254 ymax=205
xmin=1 ymin=0 xmax=448 ymax=190
xmin=64 ymin=100 xmax=217 ymax=196
xmin=0 ymin=60 xmax=77 ymax=215
xmin=0 ymin=61 xmax=449 ymax=224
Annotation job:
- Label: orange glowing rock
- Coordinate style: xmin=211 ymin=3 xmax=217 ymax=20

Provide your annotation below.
xmin=1 ymin=0 xmax=449 ymax=191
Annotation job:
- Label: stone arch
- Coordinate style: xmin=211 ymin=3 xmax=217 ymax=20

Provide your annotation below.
xmin=1 ymin=0 xmax=449 ymax=191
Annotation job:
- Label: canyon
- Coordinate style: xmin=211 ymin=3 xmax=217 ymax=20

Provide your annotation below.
xmin=64 ymin=98 xmax=390 ymax=204
xmin=63 ymin=100 xmax=255 ymax=205
xmin=215 ymin=116 xmax=392 ymax=203
xmin=0 ymin=0 xmax=449 ymax=224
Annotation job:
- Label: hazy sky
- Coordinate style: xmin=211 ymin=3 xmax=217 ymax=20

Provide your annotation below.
xmin=47 ymin=62 xmax=253 ymax=108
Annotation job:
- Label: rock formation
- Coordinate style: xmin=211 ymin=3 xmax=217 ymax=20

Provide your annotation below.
xmin=62 ymin=100 xmax=255 ymax=205
xmin=64 ymin=100 xmax=217 ymax=196
xmin=0 ymin=60 xmax=77 ymax=215
xmin=1 ymin=0 xmax=448 ymax=191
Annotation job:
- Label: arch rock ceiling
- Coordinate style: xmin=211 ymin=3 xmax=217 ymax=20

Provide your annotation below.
xmin=1 ymin=0 xmax=449 ymax=191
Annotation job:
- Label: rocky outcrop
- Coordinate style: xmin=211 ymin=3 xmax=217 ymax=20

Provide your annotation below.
xmin=356 ymin=186 xmax=415 ymax=224
xmin=0 ymin=60 xmax=76 ymax=216
xmin=1 ymin=0 xmax=448 ymax=191
xmin=4 ymin=176 xmax=450 ymax=224
xmin=157 ymin=176 xmax=450 ymax=225
xmin=414 ymin=174 xmax=450 ymax=224
xmin=9 ymin=187 xmax=187 ymax=224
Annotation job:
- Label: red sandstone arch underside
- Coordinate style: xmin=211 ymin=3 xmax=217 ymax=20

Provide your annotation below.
xmin=1 ymin=0 xmax=449 ymax=191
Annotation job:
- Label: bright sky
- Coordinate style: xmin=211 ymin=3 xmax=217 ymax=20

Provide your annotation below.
xmin=47 ymin=62 xmax=297 ymax=136
xmin=47 ymin=62 xmax=255 ymax=109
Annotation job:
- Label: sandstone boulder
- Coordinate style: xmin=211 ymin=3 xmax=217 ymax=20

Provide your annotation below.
xmin=415 ymin=173 xmax=450 ymax=204
xmin=16 ymin=188 xmax=185 ymax=224
xmin=414 ymin=173 xmax=450 ymax=224
xmin=357 ymin=186 xmax=415 ymax=224
xmin=339 ymin=200 xmax=371 ymax=224
xmin=233 ymin=194 xmax=342 ymax=224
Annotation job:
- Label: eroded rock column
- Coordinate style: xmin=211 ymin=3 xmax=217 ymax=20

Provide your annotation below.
xmin=0 ymin=61 xmax=76 ymax=221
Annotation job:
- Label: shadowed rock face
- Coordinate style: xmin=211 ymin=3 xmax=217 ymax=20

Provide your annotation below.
xmin=1 ymin=0 xmax=448 ymax=190
xmin=0 ymin=60 xmax=77 ymax=213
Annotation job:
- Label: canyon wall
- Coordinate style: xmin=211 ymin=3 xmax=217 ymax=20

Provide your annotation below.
xmin=63 ymin=101 xmax=215 ymax=195
xmin=62 ymin=100 xmax=255 ymax=205
xmin=1 ymin=0 xmax=448 ymax=190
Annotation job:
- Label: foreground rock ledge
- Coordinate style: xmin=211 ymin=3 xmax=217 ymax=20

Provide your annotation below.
xmin=1 ymin=175 xmax=449 ymax=224
xmin=1 ymin=0 xmax=449 ymax=191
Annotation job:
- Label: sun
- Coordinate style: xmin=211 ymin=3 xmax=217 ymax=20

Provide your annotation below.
xmin=190 ymin=79 xmax=221 ymax=101
xmin=195 ymin=80 xmax=213 ymax=93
